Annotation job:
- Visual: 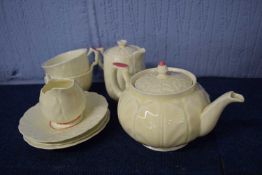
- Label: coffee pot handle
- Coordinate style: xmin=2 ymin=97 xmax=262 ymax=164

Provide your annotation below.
xmin=111 ymin=62 xmax=130 ymax=99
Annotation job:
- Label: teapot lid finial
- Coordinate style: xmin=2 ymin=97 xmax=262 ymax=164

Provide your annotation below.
xmin=157 ymin=60 xmax=168 ymax=79
xmin=159 ymin=60 xmax=166 ymax=66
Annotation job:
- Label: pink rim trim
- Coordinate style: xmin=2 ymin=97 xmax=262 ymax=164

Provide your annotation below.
xmin=57 ymin=115 xmax=81 ymax=125
xmin=49 ymin=121 xmax=78 ymax=130
xmin=49 ymin=115 xmax=82 ymax=130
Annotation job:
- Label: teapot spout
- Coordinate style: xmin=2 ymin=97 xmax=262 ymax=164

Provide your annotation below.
xmin=200 ymin=91 xmax=244 ymax=136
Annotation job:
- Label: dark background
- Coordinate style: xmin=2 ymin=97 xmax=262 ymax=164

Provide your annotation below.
xmin=0 ymin=78 xmax=262 ymax=174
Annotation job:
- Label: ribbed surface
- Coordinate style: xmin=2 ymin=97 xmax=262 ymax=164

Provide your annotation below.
xmin=0 ymin=0 xmax=262 ymax=84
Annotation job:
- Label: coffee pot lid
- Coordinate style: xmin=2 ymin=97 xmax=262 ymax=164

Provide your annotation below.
xmin=103 ymin=40 xmax=142 ymax=59
xmin=134 ymin=61 xmax=194 ymax=95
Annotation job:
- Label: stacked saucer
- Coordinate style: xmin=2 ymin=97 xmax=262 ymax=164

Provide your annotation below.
xmin=18 ymin=79 xmax=109 ymax=150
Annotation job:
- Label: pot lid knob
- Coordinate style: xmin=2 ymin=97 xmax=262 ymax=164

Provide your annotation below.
xmin=157 ymin=60 xmax=168 ymax=79
xmin=117 ymin=40 xmax=127 ymax=48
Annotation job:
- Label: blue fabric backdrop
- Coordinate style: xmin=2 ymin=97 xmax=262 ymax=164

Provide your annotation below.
xmin=0 ymin=0 xmax=262 ymax=84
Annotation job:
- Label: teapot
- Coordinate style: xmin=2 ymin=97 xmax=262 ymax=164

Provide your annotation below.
xmin=112 ymin=61 xmax=245 ymax=151
xmin=97 ymin=40 xmax=145 ymax=100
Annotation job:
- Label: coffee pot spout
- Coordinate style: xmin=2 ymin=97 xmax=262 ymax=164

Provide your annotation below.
xmin=200 ymin=91 xmax=245 ymax=136
xmin=133 ymin=48 xmax=146 ymax=58
xmin=133 ymin=48 xmax=145 ymax=64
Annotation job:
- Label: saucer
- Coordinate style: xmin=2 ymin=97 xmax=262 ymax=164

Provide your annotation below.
xmin=25 ymin=110 xmax=109 ymax=145
xmin=18 ymin=92 xmax=108 ymax=143
xmin=23 ymin=110 xmax=110 ymax=150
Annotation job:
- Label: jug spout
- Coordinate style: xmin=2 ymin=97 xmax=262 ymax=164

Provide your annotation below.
xmin=42 ymin=79 xmax=75 ymax=94
xmin=200 ymin=91 xmax=244 ymax=136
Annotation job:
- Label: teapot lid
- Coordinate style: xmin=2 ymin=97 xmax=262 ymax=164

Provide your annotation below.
xmin=103 ymin=40 xmax=142 ymax=59
xmin=134 ymin=61 xmax=194 ymax=95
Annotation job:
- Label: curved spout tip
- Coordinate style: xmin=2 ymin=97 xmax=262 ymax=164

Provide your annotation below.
xmin=200 ymin=91 xmax=244 ymax=136
xmin=139 ymin=48 xmax=146 ymax=53
xmin=228 ymin=91 xmax=245 ymax=103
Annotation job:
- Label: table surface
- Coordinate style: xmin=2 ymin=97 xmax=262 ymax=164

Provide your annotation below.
xmin=0 ymin=78 xmax=261 ymax=175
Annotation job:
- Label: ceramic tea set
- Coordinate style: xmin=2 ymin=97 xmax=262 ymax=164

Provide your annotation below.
xmin=18 ymin=40 xmax=245 ymax=151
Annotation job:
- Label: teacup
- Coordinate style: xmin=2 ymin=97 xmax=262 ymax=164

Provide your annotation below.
xmin=42 ymin=48 xmax=99 ymax=78
xmin=39 ymin=79 xmax=86 ymax=129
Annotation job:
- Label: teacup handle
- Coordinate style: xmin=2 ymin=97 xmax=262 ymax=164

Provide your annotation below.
xmin=92 ymin=48 xmax=104 ymax=70
xmin=87 ymin=48 xmax=100 ymax=70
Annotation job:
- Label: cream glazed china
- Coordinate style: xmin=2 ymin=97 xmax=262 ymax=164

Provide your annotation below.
xmin=23 ymin=110 xmax=110 ymax=150
xmin=112 ymin=61 xmax=245 ymax=152
xmin=18 ymin=92 xmax=108 ymax=143
xmin=39 ymin=79 xmax=86 ymax=129
xmin=42 ymin=48 xmax=99 ymax=78
xmin=44 ymin=65 xmax=94 ymax=91
xmin=97 ymin=39 xmax=146 ymax=100
xmin=43 ymin=48 xmax=100 ymax=90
